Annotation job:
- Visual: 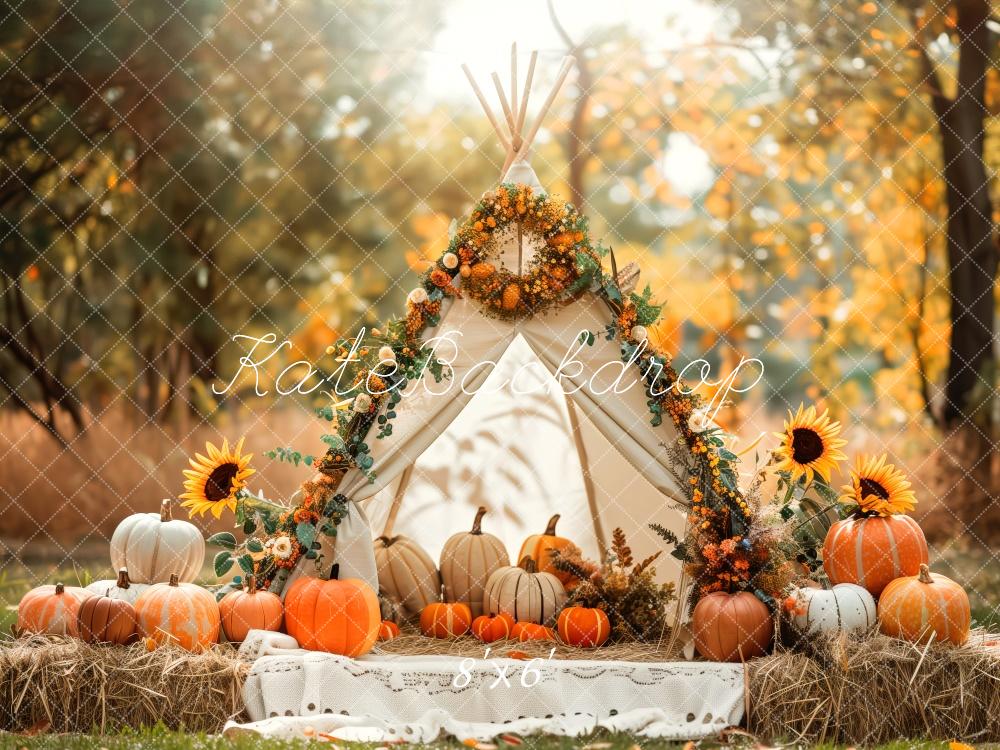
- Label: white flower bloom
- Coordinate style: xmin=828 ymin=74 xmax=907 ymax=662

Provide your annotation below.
xmin=272 ymin=536 xmax=293 ymax=560
xmin=442 ymin=252 xmax=459 ymax=269
xmin=378 ymin=346 xmax=396 ymax=362
xmin=407 ymin=287 xmax=428 ymax=305
xmin=688 ymin=408 xmax=712 ymax=434
xmin=630 ymin=325 xmax=648 ymax=342
xmin=353 ymin=392 xmax=373 ymax=413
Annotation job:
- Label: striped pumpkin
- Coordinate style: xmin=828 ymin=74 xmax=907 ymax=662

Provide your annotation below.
xmin=878 ymin=564 xmax=970 ymax=645
xmin=557 ymin=606 xmax=611 ymax=647
xmin=786 ymin=583 xmax=876 ymax=636
xmin=440 ymin=506 xmax=509 ymax=619
xmin=822 ymin=514 xmax=928 ymax=596
xmin=17 ymin=583 xmax=93 ymax=637
xmin=518 ymin=514 xmax=577 ymax=588
xmin=482 ymin=557 xmax=567 ymax=626
xmin=134 ymin=574 xmax=220 ymax=651
xmin=471 ymin=612 xmax=515 ymax=643
xmin=378 ymin=620 xmax=401 ymax=641
xmin=512 ymin=622 xmax=556 ymax=642
xmin=420 ymin=601 xmax=472 ymax=638
xmin=374 ymin=535 xmax=440 ymax=619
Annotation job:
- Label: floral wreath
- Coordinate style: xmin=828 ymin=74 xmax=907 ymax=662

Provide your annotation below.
xmin=429 ymin=183 xmax=592 ymax=321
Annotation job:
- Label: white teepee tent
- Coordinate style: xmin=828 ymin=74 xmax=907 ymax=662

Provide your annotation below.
xmin=280 ymin=49 xmax=691 ymax=601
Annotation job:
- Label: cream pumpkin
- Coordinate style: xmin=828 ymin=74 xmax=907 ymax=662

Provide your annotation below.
xmin=878 ymin=564 xmax=971 ymax=645
xmin=483 ymin=557 xmax=567 ymax=626
xmin=134 ymin=574 xmax=220 ymax=651
xmin=785 ymin=583 xmax=876 ymax=636
xmin=440 ymin=506 xmax=509 ymax=618
xmin=86 ymin=568 xmax=150 ymax=605
xmin=374 ymin=534 xmax=440 ymax=618
xmin=111 ymin=499 xmax=205 ymax=584
xmin=17 ymin=583 xmax=93 ymax=637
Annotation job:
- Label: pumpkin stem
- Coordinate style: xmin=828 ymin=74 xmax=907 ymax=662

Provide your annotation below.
xmin=55 ymin=582 xmax=65 ymax=595
xmin=329 ymin=563 xmax=340 ymax=581
xmin=160 ymin=499 xmax=172 ymax=522
xmin=519 ymin=556 xmax=537 ymax=574
xmin=169 ymin=574 xmax=180 ymax=587
xmin=544 ymin=514 xmax=560 ymax=536
xmin=116 ymin=568 xmax=131 ymax=589
xmin=246 ymin=574 xmax=257 ymax=594
xmin=471 ymin=506 xmax=487 ymax=535
xmin=376 ymin=535 xmax=398 ymax=547
xmin=918 ymin=564 xmax=933 ymax=584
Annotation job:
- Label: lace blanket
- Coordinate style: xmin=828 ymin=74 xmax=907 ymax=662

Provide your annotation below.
xmin=224 ymin=631 xmax=745 ymax=742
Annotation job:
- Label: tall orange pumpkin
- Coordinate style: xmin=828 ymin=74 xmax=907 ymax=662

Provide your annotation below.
xmin=518 ymin=514 xmax=577 ymax=588
xmin=823 ymin=515 xmax=928 ymax=595
xmin=78 ymin=595 xmax=139 ymax=645
xmin=691 ymin=591 xmax=772 ymax=662
xmin=878 ymin=564 xmax=970 ymax=645
xmin=134 ymin=574 xmax=220 ymax=651
xmin=284 ymin=564 xmax=381 ymax=656
xmin=219 ymin=574 xmax=283 ymax=643
xmin=557 ymin=606 xmax=610 ymax=647
xmin=17 ymin=583 xmax=93 ymax=637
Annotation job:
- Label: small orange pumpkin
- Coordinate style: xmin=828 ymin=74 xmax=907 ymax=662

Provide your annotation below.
xmin=420 ymin=600 xmax=472 ymax=639
xmin=878 ymin=564 xmax=971 ymax=645
xmin=511 ymin=622 xmax=555 ymax=642
xmin=16 ymin=583 xmax=93 ymax=637
xmin=378 ymin=620 xmax=401 ymax=641
xmin=691 ymin=591 xmax=772 ymax=662
xmin=284 ymin=564 xmax=381 ymax=657
xmin=78 ymin=595 xmax=139 ymax=645
xmin=557 ymin=606 xmax=610 ymax=647
xmin=518 ymin=514 xmax=577 ymax=588
xmin=823 ymin=514 xmax=928 ymax=596
xmin=134 ymin=574 xmax=220 ymax=652
xmin=219 ymin=574 xmax=283 ymax=643
xmin=471 ymin=612 xmax=515 ymax=643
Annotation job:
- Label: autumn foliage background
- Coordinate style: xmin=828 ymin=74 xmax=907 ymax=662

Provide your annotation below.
xmin=0 ymin=1 xmax=997 ymax=619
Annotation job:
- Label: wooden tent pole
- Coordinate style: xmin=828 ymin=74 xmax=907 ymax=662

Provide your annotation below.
xmin=462 ymin=64 xmax=512 ymax=155
xmin=516 ymin=56 xmax=573 ymax=165
xmin=563 ymin=393 xmax=607 ymax=559
xmin=502 ymin=49 xmax=538 ymax=176
xmin=380 ymin=462 xmax=415 ymax=537
xmin=510 ymin=43 xmax=519 ymax=131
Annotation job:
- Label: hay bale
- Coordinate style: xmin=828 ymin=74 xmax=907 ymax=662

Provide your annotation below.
xmin=0 ymin=635 xmax=247 ymax=733
xmin=747 ymin=628 xmax=1000 ymax=745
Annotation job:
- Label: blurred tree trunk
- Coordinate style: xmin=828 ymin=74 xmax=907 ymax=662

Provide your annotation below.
xmin=548 ymin=0 xmax=592 ymax=209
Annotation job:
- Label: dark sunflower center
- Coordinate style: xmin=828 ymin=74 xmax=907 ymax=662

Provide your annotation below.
xmin=859 ymin=478 xmax=890 ymax=500
xmin=791 ymin=427 xmax=824 ymax=463
xmin=205 ymin=462 xmax=239 ymax=502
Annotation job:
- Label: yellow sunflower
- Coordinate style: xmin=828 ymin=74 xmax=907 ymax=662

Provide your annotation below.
xmin=773 ymin=404 xmax=847 ymax=484
xmin=180 ymin=437 xmax=255 ymax=518
xmin=840 ymin=453 xmax=916 ymax=516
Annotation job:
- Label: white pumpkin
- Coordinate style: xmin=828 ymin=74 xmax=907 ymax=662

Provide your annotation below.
xmin=787 ymin=583 xmax=876 ymax=635
xmin=374 ymin=534 xmax=440 ymax=619
xmin=86 ymin=567 xmax=150 ymax=605
xmin=440 ymin=506 xmax=509 ymax=619
xmin=110 ymin=499 xmax=205 ymax=584
xmin=483 ymin=556 xmax=567 ymax=626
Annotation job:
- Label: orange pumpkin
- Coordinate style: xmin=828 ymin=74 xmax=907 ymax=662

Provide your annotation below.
xmin=284 ymin=564 xmax=381 ymax=657
xmin=512 ymin=622 xmax=555 ymax=642
xmin=471 ymin=612 xmax=515 ymax=643
xmin=77 ymin=595 xmax=139 ymax=645
xmin=878 ymin=564 xmax=971 ymax=645
xmin=378 ymin=620 xmax=401 ymax=641
xmin=823 ymin=514 xmax=928 ymax=596
xmin=691 ymin=591 xmax=773 ymax=662
xmin=557 ymin=606 xmax=610 ymax=647
xmin=518 ymin=514 xmax=577 ymax=588
xmin=218 ymin=574 xmax=283 ymax=643
xmin=420 ymin=601 xmax=472 ymax=638
xmin=134 ymin=574 xmax=220 ymax=651
xmin=16 ymin=583 xmax=93 ymax=637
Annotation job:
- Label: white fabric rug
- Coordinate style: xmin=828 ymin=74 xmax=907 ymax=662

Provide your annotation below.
xmin=224 ymin=631 xmax=745 ymax=742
